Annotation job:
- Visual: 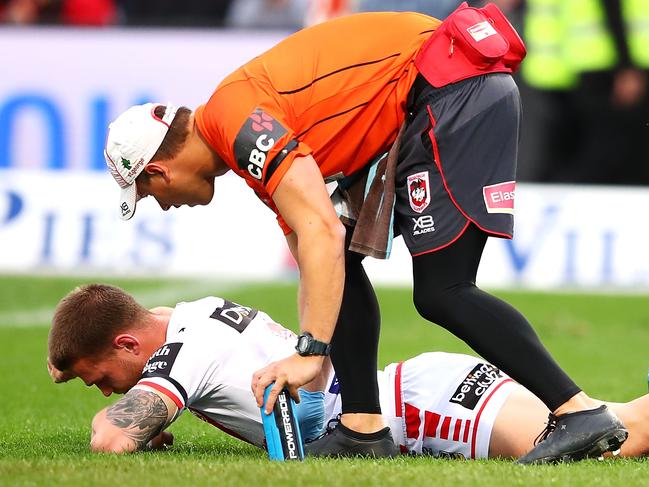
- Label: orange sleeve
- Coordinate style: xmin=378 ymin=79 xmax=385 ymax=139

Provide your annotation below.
xmin=197 ymin=80 xmax=312 ymax=198
xmin=244 ymin=180 xmax=294 ymax=235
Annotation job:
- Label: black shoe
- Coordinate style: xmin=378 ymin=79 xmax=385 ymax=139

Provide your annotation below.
xmin=304 ymin=417 xmax=400 ymax=458
xmin=517 ymin=405 xmax=628 ymax=464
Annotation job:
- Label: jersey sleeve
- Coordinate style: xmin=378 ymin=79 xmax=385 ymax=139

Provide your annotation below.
xmin=197 ymin=80 xmax=313 ymax=197
xmin=132 ymin=340 xmax=210 ymax=413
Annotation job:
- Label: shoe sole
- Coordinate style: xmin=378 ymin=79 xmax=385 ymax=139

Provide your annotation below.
xmin=525 ymin=428 xmax=629 ymax=465
xmin=305 ymin=446 xmax=400 ymax=459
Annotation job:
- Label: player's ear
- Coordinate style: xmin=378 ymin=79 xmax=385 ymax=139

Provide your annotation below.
xmin=113 ymin=334 xmax=141 ymax=354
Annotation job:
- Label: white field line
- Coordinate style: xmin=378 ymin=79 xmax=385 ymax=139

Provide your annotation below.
xmin=0 ymin=280 xmax=236 ymax=328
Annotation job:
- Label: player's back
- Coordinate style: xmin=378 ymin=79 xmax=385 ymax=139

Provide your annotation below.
xmin=135 ymin=297 xmax=298 ymax=447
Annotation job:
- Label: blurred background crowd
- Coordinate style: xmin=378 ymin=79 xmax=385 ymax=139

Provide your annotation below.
xmin=3 ymin=0 xmax=647 ymax=186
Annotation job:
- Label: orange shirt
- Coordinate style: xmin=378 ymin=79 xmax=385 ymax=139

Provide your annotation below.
xmin=195 ymin=11 xmax=440 ymax=230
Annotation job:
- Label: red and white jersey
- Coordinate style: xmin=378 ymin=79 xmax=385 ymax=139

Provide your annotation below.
xmin=132 ymin=297 xmax=297 ymax=448
xmin=324 ymin=352 xmax=517 ymax=459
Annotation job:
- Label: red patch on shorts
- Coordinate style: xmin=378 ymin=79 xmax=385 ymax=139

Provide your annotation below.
xmin=407 ymin=171 xmax=431 ymax=213
xmin=482 ymin=181 xmax=515 ymax=214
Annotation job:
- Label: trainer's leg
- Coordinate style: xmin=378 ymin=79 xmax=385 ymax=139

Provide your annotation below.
xmin=330 ymin=248 xmax=383 ymax=420
xmin=412 ymin=224 xmax=580 ymax=412
xmin=305 ymin=231 xmax=398 ymax=457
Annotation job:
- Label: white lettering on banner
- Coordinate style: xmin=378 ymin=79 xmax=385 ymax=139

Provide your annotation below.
xmin=0 ymin=28 xmax=286 ymax=170
xmin=3 ymin=170 xmax=649 ymax=289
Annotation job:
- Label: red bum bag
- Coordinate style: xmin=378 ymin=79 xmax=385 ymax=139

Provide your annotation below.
xmin=415 ymin=2 xmax=527 ymax=88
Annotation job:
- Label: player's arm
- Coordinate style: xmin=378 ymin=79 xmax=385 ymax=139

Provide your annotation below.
xmin=252 ymin=154 xmax=346 ymax=410
xmin=90 ymin=388 xmax=178 ymax=453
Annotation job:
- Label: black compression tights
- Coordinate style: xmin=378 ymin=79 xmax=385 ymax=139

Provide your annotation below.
xmin=412 ymin=224 xmax=580 ymax=411
xmin=330 ymin=247 xmax=382 ymax=414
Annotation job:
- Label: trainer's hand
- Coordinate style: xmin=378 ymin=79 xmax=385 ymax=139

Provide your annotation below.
xmin=252 ymin=353 xmax=324 ymax=414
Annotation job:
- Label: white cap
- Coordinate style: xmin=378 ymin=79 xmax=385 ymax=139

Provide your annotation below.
xmin=104 ymin=103 xmax=178 ymax=220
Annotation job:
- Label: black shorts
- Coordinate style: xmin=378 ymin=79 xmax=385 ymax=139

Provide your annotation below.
xmin=395 ymin=73 xmax=521 ymax=256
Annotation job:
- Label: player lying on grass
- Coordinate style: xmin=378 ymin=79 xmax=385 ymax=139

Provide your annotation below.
xmin=48 ymin=284 xmax=642 ymax=459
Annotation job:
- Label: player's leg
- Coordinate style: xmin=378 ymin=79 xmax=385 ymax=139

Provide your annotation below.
xmin=488 ymin=386 xmax=549 ymax=458
xmin=491 ymin=392 xmax=649 ymax=459
xmin=601 ymin=396 xmax=649 ymax=458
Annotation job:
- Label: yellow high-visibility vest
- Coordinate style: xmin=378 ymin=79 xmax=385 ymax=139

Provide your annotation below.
xmin=521 ymin=0 xmax=577 ymax=89
xmin=564 ymin=0 xmax=649 ymax=71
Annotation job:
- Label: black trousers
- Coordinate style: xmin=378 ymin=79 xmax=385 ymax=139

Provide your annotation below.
xmin=332 ymin=223 xmax=581 ymax=415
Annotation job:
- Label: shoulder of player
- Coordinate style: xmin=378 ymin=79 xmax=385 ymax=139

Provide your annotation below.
xmin=169 ymin=297 xmax=268 ymax=340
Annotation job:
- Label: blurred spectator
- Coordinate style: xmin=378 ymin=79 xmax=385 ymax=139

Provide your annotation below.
xmin=353 ymin=0 xmax=466 ymax=19
xmin=305 ymin=0 xmax=487 ymax=26
xmin=562 ymin=0 xmax=649 ymax=185
xmin=511 ymin=0 xmax=581 ymax=182
xmin=305 ymin=0 xmax=349 ymax=26
xmin=61 ymin=0 xmax=115 ymax=25
xmin=226 ymin=0 xmax=309 ymax=29
xmin=1 ymin=0 xmax=115 ymax=25
xmin=120 ymin=0 xmax=234 ymax=27
xmin=499 ymin=0 xmax=649 ymax=185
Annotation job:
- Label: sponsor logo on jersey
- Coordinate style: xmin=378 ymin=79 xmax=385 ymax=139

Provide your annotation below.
xmin=449 ymin=363 xmax=502 ymax=410
xmin=412 ymin=215 xmax=435 ymax=236
xmin=483 ymin=181 xmax=515 ymax=214
xmin=407 ymin=171 xmax=431 ymax=213
xmin=141 ymin=342 xmax=183 ymax=377
xmin=210 ymin=299 xmax=258 ymax=333
xmin=234 ymin=109 xmax=287 ymax=181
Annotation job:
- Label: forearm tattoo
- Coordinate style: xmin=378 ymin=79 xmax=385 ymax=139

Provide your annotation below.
xmin=106 ymin=389 xmax=169 ymax=449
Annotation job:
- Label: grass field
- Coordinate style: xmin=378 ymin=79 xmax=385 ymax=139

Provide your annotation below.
xmin=1 ymin=275 xmax=649 ymax=486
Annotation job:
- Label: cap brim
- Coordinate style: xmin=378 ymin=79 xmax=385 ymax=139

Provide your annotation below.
xmin=119 ymin=183 xmax=138 ymax=221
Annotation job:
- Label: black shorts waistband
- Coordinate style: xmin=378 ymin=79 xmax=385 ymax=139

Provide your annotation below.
xmin=407 ymin=73 xmax=509 ymax=114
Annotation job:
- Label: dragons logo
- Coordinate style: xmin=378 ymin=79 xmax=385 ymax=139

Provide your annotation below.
xmin=407 ymin=171 xmax=431 ymax=213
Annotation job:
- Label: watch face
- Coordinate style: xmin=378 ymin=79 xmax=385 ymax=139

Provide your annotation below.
xmin=297 ymin=336 xmax=308 ymax=353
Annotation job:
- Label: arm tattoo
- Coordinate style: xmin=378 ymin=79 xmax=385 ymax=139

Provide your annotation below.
xmin=106 ymin=389 xmax=169 ymax=449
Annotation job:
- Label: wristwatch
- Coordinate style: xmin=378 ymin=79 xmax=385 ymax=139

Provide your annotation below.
xmin=295 ymin=332 xmax=331 ymax=356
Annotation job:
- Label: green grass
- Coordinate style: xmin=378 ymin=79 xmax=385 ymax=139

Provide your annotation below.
xmin=1 ymin=275 xmax=649 ymax=486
